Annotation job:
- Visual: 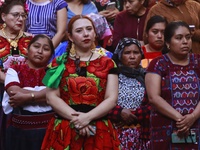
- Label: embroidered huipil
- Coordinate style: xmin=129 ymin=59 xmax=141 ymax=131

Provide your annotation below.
xmin=147 ymin=54 xmax=200 ymax=150
xmin=41 ymin=55 xmax=120 ymax=150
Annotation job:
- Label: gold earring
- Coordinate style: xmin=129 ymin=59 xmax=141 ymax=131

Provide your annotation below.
xmin=2 ymin=23 xmax=6 ymax=28
xmin=70 ymin=43 xmax=76 ymax=57
xmin=90 ymin=42 xmax=96 ymax=53
xmin=167 ymin=45 xmax=170 ymax=49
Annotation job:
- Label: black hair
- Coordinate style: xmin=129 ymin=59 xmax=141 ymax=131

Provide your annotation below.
xmin=162 ymin=21 xmax=191 ymax=54
xmin=28 ymin=34 xmax=55 ymax=57
xmin=0 ymin=0 xmax=26 ymax=23
xmin=145 ymin=15 xmax=168 ymax=33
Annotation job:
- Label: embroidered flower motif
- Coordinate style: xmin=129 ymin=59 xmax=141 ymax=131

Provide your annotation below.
xmin=0 ymin=36 xmax=10 ymax=57
xmin=18 ymin=36 xmax=33 ymax=55
xmin=67 ymin=77 xmax=98 ymax=104
xmin=87 ymin=57 xmax=115 ymax=79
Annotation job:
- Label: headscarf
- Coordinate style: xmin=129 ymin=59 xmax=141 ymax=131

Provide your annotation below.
xmin=113 ymin=37 xmax=145 ymax=87
xmin=114 ymin=37 xmax=144 ymax=61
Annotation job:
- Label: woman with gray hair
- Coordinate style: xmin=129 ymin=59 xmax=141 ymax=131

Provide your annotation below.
xmin=109 ymin=37 xmax=150 ymax=150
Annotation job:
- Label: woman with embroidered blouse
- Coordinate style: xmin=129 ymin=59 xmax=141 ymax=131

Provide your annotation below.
xmin=41 ymin=15 xmax=120 ymax=150
xmin=145 ymin=21 xmax=200 ymax=149
xmin=2 ymin=34 xmax=55 ymax=150
xmin=0 ymin=1 xmax=33 ymax=149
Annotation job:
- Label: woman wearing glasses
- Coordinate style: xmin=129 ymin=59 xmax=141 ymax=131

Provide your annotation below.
xmin=0 ymin=1 xmax=33 ymax=149
xmin=41 ymin=15 xmax=120 ymax=150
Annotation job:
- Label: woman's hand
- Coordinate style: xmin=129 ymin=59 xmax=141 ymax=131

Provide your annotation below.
xmin=176 ymin=113 xmax=196 ymax=137
xmin=77 ymin=125 xmax=96 ymax=137
xmin=9 ymin=91 xmax=29 ymax=107
xmin=70 ymin=112 xmax=91 ymax=129
xmin=120 ymin=108 xmax=138 ymax=125
xmin=99 ymin=8 xmax=119 ymax=21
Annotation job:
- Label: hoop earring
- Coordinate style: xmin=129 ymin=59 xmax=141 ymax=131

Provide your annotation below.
xmin=70 ymin=43 xmax=76 ymax=57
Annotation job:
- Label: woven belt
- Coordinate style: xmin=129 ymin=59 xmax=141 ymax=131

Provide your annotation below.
xmin=11 ymin=112 xmax=54 ymax=129
xmin=123 ymin=123 xmax=141 ymax=129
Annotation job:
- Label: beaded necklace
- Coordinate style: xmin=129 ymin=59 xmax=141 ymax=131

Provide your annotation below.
xmin=2 ymin=28 xmax=23 ymax=50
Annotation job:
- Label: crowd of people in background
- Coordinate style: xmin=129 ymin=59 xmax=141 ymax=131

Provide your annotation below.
xmin=0 ymin=0 xmax=200 ymax=150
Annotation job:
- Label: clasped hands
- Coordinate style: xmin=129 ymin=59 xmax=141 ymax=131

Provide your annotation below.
xmin=70 ymin=112 xmax=96 ymax=137
xmin=115 ymin=108 xmax=138 ymax=128
xmin=176 ymin=113 xmax=196 ymax=138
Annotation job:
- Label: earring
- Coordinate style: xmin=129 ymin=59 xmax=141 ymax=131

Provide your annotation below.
xmin=167 ymin=45 xmax=170 ymax=49
xmin=70 ymin=43 xmax=76 ymax=57
xmin=2 ymin=23 xmax=6 ymax=28
xmin=90 ymin=42 xmax=96 ymax=53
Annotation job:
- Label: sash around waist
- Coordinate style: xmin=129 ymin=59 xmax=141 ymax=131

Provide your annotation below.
xmin=70 ymin=104 xmax=95 ymax=112
xmin=55 ymin=104 xmax=108 ymax=120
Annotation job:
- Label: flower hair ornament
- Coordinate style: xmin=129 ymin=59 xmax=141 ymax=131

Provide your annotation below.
xmin=24 ymin=3 xmax=29 ymax=12
xmin=0 ymin=0 xmax=5 ymax=6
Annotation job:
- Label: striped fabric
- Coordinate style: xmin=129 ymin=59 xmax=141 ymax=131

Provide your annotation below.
xmin=26 ymin=0 xmax=68 ymax=39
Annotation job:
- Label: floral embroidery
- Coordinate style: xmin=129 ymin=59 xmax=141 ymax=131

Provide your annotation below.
xmin=0 ymin=37 xmax=11 ymax=58
xmin=41 ymin=56 xmax=120 ymax=150
xmin=18 ymin=36 xmax=33 ymax=55
xmin=67 ymin=77 xmax=98 ymax=105
xmin=0 ymin=35 xmax=33 ymax=70
xmin=87 ymin=56 xmax=115 ymax=78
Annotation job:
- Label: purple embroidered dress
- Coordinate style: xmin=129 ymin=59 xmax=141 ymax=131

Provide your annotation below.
xmin=146 ymin=54 xmax=200 ymax=150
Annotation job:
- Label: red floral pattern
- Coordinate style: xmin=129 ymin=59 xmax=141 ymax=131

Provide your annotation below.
xmin=41 ymin=56 xmax=120 ymax=150
xmin=18 ymin=36 xmax=33 ymax=55
xmin=67 ymin=77 xmax=98 ymax=105
xmin=87 ymin=56 xmax=115 ymax=79
xmin=0 ymin=34 xmax=33 ymax=70
xmin=0 ymin=37 xmax=11 ymax=58
xmin=59 ymin=57 xmax=116 ymax=105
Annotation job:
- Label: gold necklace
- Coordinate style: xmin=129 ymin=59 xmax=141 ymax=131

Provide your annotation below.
xmin=2 ymin=28 xmax=23 ymax=50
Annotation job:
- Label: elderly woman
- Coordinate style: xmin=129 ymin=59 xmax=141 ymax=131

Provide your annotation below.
xmin=0 ymin=1 xmax=33 ymax=149
xmin=2 ymin=34 xmax=55 ymax=150
xmin=145 ymin=21 xmax=200 ymax=149
xmin=109 ymin=38 xmax=150 ymax=149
